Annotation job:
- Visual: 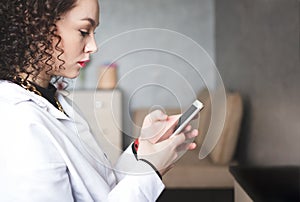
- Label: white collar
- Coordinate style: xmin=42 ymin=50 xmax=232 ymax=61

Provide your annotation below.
xmin=0 ymin=80 xmax=70 ymax=120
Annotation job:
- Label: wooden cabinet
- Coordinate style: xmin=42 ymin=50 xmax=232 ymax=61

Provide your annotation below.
xmin=69 ymin=90 xmax=122 ymax=165
xmin=230 ymin=166 xmax=300 ymax=201
xmin=233 ymin=181 xmax=253 ymax=202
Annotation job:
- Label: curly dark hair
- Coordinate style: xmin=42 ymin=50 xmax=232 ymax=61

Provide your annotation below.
xmin=0 ymin=0 xmax=77 ymax=81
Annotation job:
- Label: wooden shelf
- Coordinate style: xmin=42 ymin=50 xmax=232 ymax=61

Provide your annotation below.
xmin=69 ymin=90 xmax=122 ymax=165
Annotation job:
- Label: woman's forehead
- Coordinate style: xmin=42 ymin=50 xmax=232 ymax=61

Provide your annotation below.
xmin=65 ymin=0 xmax=100 ymax=25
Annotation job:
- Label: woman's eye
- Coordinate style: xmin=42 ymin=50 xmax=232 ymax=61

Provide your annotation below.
xmin=80 ymin=30 xmax=90 ymax=37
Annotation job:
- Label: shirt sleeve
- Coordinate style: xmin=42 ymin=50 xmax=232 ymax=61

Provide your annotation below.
xmin=0 ymin=111 xmax=74 ymax=202
xmin=0 ymin=99 xmax=164 ymax=202
xmin=64 ymin=94 xmax=165 ymax=201
xmin=111 ymin=144 xmax=165 ymax=202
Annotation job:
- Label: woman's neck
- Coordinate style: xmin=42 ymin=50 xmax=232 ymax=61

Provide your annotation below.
xmin=20 ymin=73 xmax=51 ymax=88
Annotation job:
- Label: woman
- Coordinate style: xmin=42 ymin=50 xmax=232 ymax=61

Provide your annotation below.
xmin=0 ymin=0 xmax=198 ymax=201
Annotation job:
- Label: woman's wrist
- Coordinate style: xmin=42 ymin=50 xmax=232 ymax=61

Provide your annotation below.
xmin=131 ymin=138 xmax=162 ymax=179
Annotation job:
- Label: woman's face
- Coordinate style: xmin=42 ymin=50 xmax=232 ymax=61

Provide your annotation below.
xmin=52 ymin=0 xmax=99 ymax=79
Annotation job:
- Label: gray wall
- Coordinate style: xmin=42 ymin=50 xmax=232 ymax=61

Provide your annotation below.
xmin=215 ymin=0 xmax=300 ymax=165
xmin=76 ymin=0 xmax=215 ymax=146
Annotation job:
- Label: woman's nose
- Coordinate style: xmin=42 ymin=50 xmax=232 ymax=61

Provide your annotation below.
xmin=84 ymin=35 xmax=98 ymax=54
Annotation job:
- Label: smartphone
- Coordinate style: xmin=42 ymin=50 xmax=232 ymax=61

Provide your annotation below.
xmin=170 ymin=100 xmax=204 ymax=138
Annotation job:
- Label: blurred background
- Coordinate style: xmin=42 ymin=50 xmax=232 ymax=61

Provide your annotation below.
xmin=74 ymin=0 xmax=216 ymax=148
xmin=69 ymin=0 xmax=300 ymax=201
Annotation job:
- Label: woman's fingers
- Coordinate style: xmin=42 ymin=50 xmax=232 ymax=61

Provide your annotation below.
xmin=176 ymin=141 xmax=197 ymax=152
xmin=187 ymin=142 xmax=197 ymax=150
xmin=147 ymin=110 xmax=168 ymax=122
xmin=174 ymin=129 xmax=198 ymax=151
xmin=183 ymin=124 xmax=192 ymax=133
xmin=185 ymin=129 xmax=198 ymax=139
xmin=171 ymin=132 xmax=186 ymax=146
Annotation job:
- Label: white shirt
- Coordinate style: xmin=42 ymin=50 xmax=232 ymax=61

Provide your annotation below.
xmin=0 ymin=81 xmax=164 ymax=202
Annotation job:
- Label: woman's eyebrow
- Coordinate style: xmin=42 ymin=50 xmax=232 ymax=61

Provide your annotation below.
xmin=81 ymin=17 xmax=99 ymax=27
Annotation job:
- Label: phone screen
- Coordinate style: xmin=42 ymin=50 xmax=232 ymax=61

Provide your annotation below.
xmin=174 ymin=105 xmax=197 ymax=131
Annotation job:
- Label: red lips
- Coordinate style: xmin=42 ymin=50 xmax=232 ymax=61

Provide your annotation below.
xmin=78 ymin=60 xmax=90 ymax=68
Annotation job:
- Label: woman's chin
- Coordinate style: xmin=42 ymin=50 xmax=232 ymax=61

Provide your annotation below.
xmin=61 ymin=71 xmax=81 ymax=79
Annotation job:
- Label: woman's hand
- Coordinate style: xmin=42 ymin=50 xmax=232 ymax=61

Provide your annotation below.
xmin=139 ymin=110 xmax=179 ymax=143
xmin=137 ymin=110 xmax=199 ymax=176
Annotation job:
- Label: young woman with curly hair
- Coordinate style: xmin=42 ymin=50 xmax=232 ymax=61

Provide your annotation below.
xmin=0 ymin=0 xmax=199 ymax=201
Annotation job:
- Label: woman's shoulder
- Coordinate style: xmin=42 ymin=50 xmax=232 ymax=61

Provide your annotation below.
xmin=0 ymin=80 xmax=33 ymax=104
xmin=0 ymin=81 xmax=49 ymax=121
